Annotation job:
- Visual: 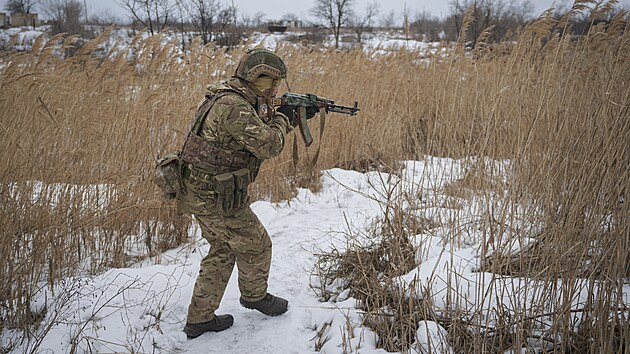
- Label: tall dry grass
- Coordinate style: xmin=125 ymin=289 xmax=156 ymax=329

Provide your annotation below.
xmin=308 ymin=1 xmax=629 ymax=352
xmin=0 ymin=0 xmax=628 ymax=350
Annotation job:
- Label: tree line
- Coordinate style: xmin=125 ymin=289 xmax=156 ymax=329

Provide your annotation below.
xmin=4 ymin=0 xmax=628 ymax=47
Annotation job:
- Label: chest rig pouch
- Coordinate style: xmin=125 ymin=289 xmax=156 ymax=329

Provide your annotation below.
xmin=210 ymin=168 xmax=250 ymax=215
xmin=154 ymin=153 xmax=181 ymax=199
xmin=180 ymin=90 xmax=258 ymax=215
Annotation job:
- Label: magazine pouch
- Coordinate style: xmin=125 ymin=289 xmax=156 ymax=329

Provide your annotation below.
xmin=154 ymin=153 xmax=181 ymax=200
xmin=233 ymin=168 xmax=250 ymax=208
xmin=213 ymin=172 xmax=235 ymax=214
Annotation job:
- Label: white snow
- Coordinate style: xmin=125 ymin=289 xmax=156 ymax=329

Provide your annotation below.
xmin=3 ymin=158 xmax=629 ymax=353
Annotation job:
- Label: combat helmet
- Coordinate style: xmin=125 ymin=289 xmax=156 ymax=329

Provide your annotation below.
xmin=234 ymin=48 xmax=287 ymax=83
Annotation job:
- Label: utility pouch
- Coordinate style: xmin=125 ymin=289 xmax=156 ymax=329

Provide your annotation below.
xmin=154 ymin=153 xmax=181 ymax=199
xmin=233 ymin=168 xmax=250 ymax=208
xmin=213 ymin=172 xmax=235 ymax=214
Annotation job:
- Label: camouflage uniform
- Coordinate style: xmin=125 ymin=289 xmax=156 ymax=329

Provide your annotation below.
xmin=178 ymin=77 xmax=292 ymax=324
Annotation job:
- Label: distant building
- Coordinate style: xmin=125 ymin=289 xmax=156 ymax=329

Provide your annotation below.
xmin=281 ymin=20 xmax=302 ymax=29
xmin=267 ymin=19 xmax=303 ymax=33
xmin=0 ymin=12 xmax=7 ymax=28
xmin=340 ymin=35 xmax=358 ymax=50
xmin=11 ymin=12 xmax=38 ymax=27
xmin=267 ymin=23 xmax=287 ymax=33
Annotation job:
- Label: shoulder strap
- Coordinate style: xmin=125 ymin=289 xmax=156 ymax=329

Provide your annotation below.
xmin=179 ymin=88 xmax=253 ymax=163
xmin=191 ymin=93 xmax=221 ymax=136
xmin=190 ymin=88 xmax=251 ymax=136
xmin=180 ymin=91 xmax=228 ymax=154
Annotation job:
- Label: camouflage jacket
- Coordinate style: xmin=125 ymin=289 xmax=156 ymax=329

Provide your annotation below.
xmin=184 ymin=78 xmax=292 ymax=180
xmin=177 ymin=78 xmax=292 ymax=215
xmin=200 ymin=78 xmax=291 ymax=159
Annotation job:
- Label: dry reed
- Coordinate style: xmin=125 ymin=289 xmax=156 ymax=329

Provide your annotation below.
xmin=0 ymin=1 xmax=628 ymax=351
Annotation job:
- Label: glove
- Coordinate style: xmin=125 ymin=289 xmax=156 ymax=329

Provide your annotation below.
xmin=305 ymin=105 xmax=319 ymax=120
xmin=277 ymin=105 xmax=320 ymax=127
xmin=276 ymin=105 xmax=298 ymax=127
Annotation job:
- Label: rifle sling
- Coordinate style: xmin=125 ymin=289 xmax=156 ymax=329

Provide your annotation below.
xmin=306 ymin=108 xmax=326 ymax=172
xmin=292 ymin=107 xmax=326 ymax=175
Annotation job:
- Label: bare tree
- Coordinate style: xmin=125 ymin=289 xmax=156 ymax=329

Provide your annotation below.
xmin=240 ymin=10 xmax=266 ymax=29
xmin=210 ymin=3 xmax=239 ymax=47
xmin=41 ymin=0 xmax=83 ymax=34
xmin=118 ymin=0 xmax=174 ymax=35
xmin=282 ymin=12 xmax=299 ymax=22
xmin=379 ymin=10 xmax=397 ymax=28
xmin=449 ymin=0 xmax=534 ymax=44
xmin=349 ymin=1 xmax=378 ymax=43
xmin=239 ymin=13 xmax=254 ymax=28
xmin=90 ymin=9 xmax=124 ymax=26
xmin=253 ymin=11 xmax=266 ymax=27
xmin=175 ymin=0 xmax=226 ymax=44
xmin=4 ymin=0 xmax=39 ymax=13
xmin=312 ymin=0 xmax=355 ymax=48
xmin=411 ymin=9 xmax=445 ymax=41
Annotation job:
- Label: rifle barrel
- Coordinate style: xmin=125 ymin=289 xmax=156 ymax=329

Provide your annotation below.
xmin=326 ymin=101 xmax=359 ymax=116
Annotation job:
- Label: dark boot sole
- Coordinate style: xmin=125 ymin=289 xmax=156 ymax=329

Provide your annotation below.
xmin=185 ymin=325 xmax=231 ymax=339
xmin=240 ymin=301 xmax=289 ymax=316
xmin=184 ymin=316 xmax=233 ymax=338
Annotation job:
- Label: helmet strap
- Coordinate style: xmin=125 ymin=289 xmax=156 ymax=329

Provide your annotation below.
xmin=283 ymin=77 xmax=291 ymax=92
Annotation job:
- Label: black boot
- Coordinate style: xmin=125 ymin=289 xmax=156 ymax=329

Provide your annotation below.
xmin=183 ymin=314 xmax=234 ymax=339
xmin=240 ymin=293 xmax=288 ymax=316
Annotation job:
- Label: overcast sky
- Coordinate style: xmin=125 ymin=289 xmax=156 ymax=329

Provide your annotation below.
xmin=2 ymin=0 xmax=629 ymax=22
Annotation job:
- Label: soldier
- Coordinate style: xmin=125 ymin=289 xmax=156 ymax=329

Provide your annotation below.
xmin=177 ymin=48 xmax=317 ymax=339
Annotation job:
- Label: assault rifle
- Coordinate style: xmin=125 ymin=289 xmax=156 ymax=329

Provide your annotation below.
xmin=272 ymin=93 xmax=359 ymax=146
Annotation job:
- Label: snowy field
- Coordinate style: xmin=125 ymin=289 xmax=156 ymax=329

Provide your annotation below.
xmin=0 ymin=26 xmax=445 ymax=56
xmin=2 ymin=163 xmax=388 ymax=353
xmin=1 ymin=25 xmax=627 ymax=354
xmin=4 ymin=158 xmax=626 ymax=353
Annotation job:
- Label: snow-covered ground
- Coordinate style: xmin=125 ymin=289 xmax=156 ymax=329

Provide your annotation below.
xmin=0 ymin=26 xmax=48 ymax=51
xmin=3 ymin=164 xmax=388 ymax=353
xmin=0 ymin=26 xmax=445 ymax=57
xmin=4 ymin=158 xmax=626 ymax=353
xmin=2 ymin=22 xmax=627 ymax=354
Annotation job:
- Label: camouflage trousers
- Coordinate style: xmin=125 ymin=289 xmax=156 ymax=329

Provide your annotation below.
xmin=178 ymin=170 xmax=272 ymax=324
